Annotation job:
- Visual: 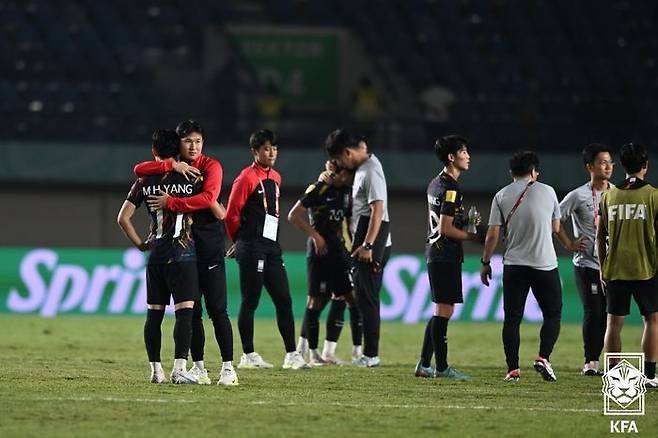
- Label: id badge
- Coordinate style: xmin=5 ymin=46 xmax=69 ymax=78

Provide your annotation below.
xmin=263 ymin=214 xmax=279 ymax=241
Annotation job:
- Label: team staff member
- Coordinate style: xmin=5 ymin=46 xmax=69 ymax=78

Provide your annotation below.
xmin=325 ymin=129 xmax=392 ymax=368
xmin=288 ymin=164 xmax=362 ymax=366
xmin=480 ymin=151 xmax=562 ymax=382
xmin=225 ymin=129 xmax=309 ymax=370
xmin=118 ymin=129 xmax=201 ymax=384
xmin=598 ymin=142 xmax=658 ymax=388
xmin=556 ymin=144 xmax=614 ymax=376
xmin=415 ymin=135 xmax=477 ymax=380
xmin=134 ymin=120 xmax=238 ymax=386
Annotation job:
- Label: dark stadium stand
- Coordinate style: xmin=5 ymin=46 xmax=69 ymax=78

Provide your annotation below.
xmin=1 ymin=0 xmax=656 ymax=149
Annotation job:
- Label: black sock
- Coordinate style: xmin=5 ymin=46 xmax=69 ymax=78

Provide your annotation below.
xmin=190 ymin=303 xmax=205 ymax=362
xmin=349 ymin=306 xmax=363 ymax=347
xmin=303 ymin=308 xmax=322 ymax=350
xmin=144 ymin=309 xmax=165 ymax=362
xmin=646 ymin=361 xmax=656 ymax=379
xmin=432 ymin=316 xmax=449 ymax=371
xmin=420 ymin=319 xmax=433 ymax=368
xmin=174 ymin=308 xmax=194 ymax=359
xmin=326 ymin=300 xmax=346 ymax=343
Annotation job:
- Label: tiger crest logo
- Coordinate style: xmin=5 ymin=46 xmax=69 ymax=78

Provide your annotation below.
xmin=602 ymin=354 xmax=646 ymax=416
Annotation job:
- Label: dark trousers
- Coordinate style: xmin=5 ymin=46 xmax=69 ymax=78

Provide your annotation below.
xmin=197 ymin=259 xmax=234 ymax=362
xmin=502 ymin=265 xmax=562 ymax=371
xmin=236 ymin=241 xmax=296 ymax=354
xmin=574 ymin=266 xmax=606 ymax=363
xmin=352 ymin=246 xmax=391 ymax=357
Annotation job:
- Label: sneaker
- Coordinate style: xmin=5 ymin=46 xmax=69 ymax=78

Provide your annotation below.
xmin=414 ymin=361 xmax=435 ymax=378
xmin=309 ymin=350 xmax=329 ymax=367
xmin=322 ymin=353 xmax=346 ymax=365
xmin=170 ymin=368 xmax=199 ymax=384
xmin=504 ymin=369 xmax=521 ymax=382
xmin=218 ymin=367 xmax=239 ymax=386
xmin=581 ymin=364 xmax=603 ymax=376
xmin=434 ymin=366 xmax=470 ymax=381
xmin=238 ymin=352 xmax=274 ymax=369
xmin=189 ymin=366 xmax=211 ymax=385
xmin=533 ymin=356 xmax=557 ymax=381
xmin=645 ymin=377 xmax=658 ymax=389
xmin=283 ymin=351 xmax=311 ymax=369
xmin=355 ymin=355 xmax=381 ymax=368
xmin=150 ymin=369 xmax=166 ymax=384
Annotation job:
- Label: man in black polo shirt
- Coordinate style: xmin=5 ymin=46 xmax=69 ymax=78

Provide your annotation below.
xmin=415 ymin=135 xmax=477 ymax=380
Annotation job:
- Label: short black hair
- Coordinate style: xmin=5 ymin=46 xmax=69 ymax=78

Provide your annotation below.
xmin=434 ymin=135 xmax=468 ymax=165
xmin=325 ymin=129 xmax=360 ymax=158
xmin=176 ymin=120 xmax=204 ymax=138
xmin=509 ymin=151 xmax=540 ymax=177
xmin=151 ymin=129 xmax=179 ymax=159
xmin=619 ymin=142 xmax=649 ymax=174
xmin=249 ymin=129 xmax=277 ymax=150
xmin=582 ymin=143 xmax=613 ymax=166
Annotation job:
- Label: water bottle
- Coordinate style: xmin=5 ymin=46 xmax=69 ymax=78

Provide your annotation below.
xmin=466 ymin=206 xmax=478 ymax=234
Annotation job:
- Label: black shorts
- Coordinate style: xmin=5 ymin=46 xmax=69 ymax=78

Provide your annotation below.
xmin=307 ymin=254 xmax=352 ymax=298
xmin=146 ymin=262 xmax=200 ymax=305
xmin=606 ymin=276 xmax=658 ymax=316
xmin=428 ymin=262 xmax=463 ymax=304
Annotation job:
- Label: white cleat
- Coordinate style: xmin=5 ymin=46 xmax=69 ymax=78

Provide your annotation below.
xmin=188 ymin=366 xmax=211 ymax=384
xmin=351 ymin=353 xmax=364 ymax=366
xmin=283 ymin=351 xmax=311 ymax=369
xmin=309 ymin=350 xmax=330 ymax=367
xmin=170 ymin=368 xmax=199 ymax=384
xmin=238 ymin=352 xmax=274 ymax=369
xmin=218 ymin=367 xmax=239 ymax=386
xmin=321 ymin=352 xmax=346 ymax=365
xmin=355 ymin=355 xmax=381 ymax=368
xmin=150 ymin=369 xmax=166 ymax=384
xmin=646 ymin=377 xmax=658 ymax=389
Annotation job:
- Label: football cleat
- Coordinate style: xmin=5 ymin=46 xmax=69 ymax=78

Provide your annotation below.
xmin=218 ymin=367 xmax=239 ymax=386
xmin=321 ymin=353 xmax=346 ymax=365
xmin=355 ymin=355 xmax=381 ymax=368
xmin=581 ymin=364 xmax=603 ymax=376
xmin=434 ymin=366 xmax=470 ymax=381
xmin=309 ymin=350 xmax=329 ymax=367
xmin=238 ymin=352 xmax=274 ymax=369
xmin=188 ymin=366 xmax=211 ymax=385
xmin=414 ymin=361 xmax=435 ymax=378
xmin=533 ymin=356 xmax=557 ymax=382
xmin=283 ymin=351 xmax=311 ymax=370
xmin=504 ymin=369 xmax=521 ymax=382
xmin=645 ymin=377 xmax=658 ymax=389
xmin=170 ymin=368 xmax=199 ymax=384
xmin=150 ymin=369 xmax=166 ymax=384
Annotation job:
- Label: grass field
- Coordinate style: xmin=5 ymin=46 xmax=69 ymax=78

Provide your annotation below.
xmin=1 ymin=316 xmax=656 ymax=437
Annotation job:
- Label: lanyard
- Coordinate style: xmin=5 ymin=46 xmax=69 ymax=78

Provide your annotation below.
xmin=505 ymin=181 xmax=534 ymax=228
xmin=590 ymin=184 xmax=598 ymax=228
xmin=253 ymin=169 xmax=280 ymax=217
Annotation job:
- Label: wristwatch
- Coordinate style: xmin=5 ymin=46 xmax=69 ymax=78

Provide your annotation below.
xmin=362 ymin=242 xmax=374 ymax=250
xmin=480 ymin=258 xmax=490 ymax=266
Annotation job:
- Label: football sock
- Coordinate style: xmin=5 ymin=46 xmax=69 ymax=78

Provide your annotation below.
xmin=420 ymin=318 xmax=433 ymax=368
xmin=193 ymin=360 xmax=205 ymax=371
xmin=303 ymin=308 xmax=322 ymax=350
xmin=645 ymin=361 xmax=656 ymax=379
xmin=326 ymin=299 xmax=346 ymax=342
xmin=144 ymin=309 xmax=164 ymax=362
xmin=173 ymin=308 xmax=193 ymax=360
xmin=432 ymin=316 xmax=449 ymax=372
xmin=149 ymin=362 xmax=163 ymax=373
xmin=173 ymin=358 xmax=187 ymax=372
xmin=323 ymin=340 xmax=337 ymax=357
xmin=222 ymin=361 xmax=234 ymax=370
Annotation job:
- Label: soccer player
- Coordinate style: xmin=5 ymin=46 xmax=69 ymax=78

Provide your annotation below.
xmin=415 ymin=136 xmax=477 ymax=380
xmin=288 ymin=163 xmax=362 ymax=365
xmin=598 ymin=142 xmax=658 ymax=388
xmin=325 ymin=129 xmax=392 ymax=367
xmin=133 ymin=120 xmax=238 ymax=386
xmin=117 ymin=129 xmax=201 ymax=384
xmin=480 ymin=151 xmax=562 ymax=382
xmin=556 ymin=144 xmax=614 ymax=376
xmin=225 ymin=129 xmax=309 ymax=370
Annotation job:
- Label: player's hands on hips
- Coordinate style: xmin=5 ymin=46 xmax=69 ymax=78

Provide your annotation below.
xmin=147 ymin=193 xmax=169 ymax=210
xmin=171 ymin=160 xmax=201 ymax=181
xmin=312 ymin=233 xmax=328 ymax=256
xmin=137 ymin=241 xmax=151 ymax=252
xmin=569 ymin=236 xmax=587 ymax=252
xmin=480 ymin=264 xmax=492 ymax=286
xmin=352 ymin=245 xmax=373 ymax=263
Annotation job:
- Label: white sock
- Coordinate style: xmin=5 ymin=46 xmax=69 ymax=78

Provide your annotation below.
xmin=352 ymin=345 xmax=363 ymax=357
xmin=222 ymin=361 xmax=234 ymax=370
xmin=150 ymin=362 xmax=163 ymax=373
xmin=193 ymin=360 xmax=204 ymax=370
xmin=323 ymin=340 xmax=337 ymax=356
xmin=297 ymin=337 xmax=309 ymax=353
xmin=174 ymin=358 xmax=187 ymax=371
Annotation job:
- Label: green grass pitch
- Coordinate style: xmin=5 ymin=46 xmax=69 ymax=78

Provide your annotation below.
xmin=1 ymin=316 xmax=656 ymax=437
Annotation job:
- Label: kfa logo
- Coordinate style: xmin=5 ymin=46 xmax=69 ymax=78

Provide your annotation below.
xmin=602 ymin=353 xmax=646 ymax=433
